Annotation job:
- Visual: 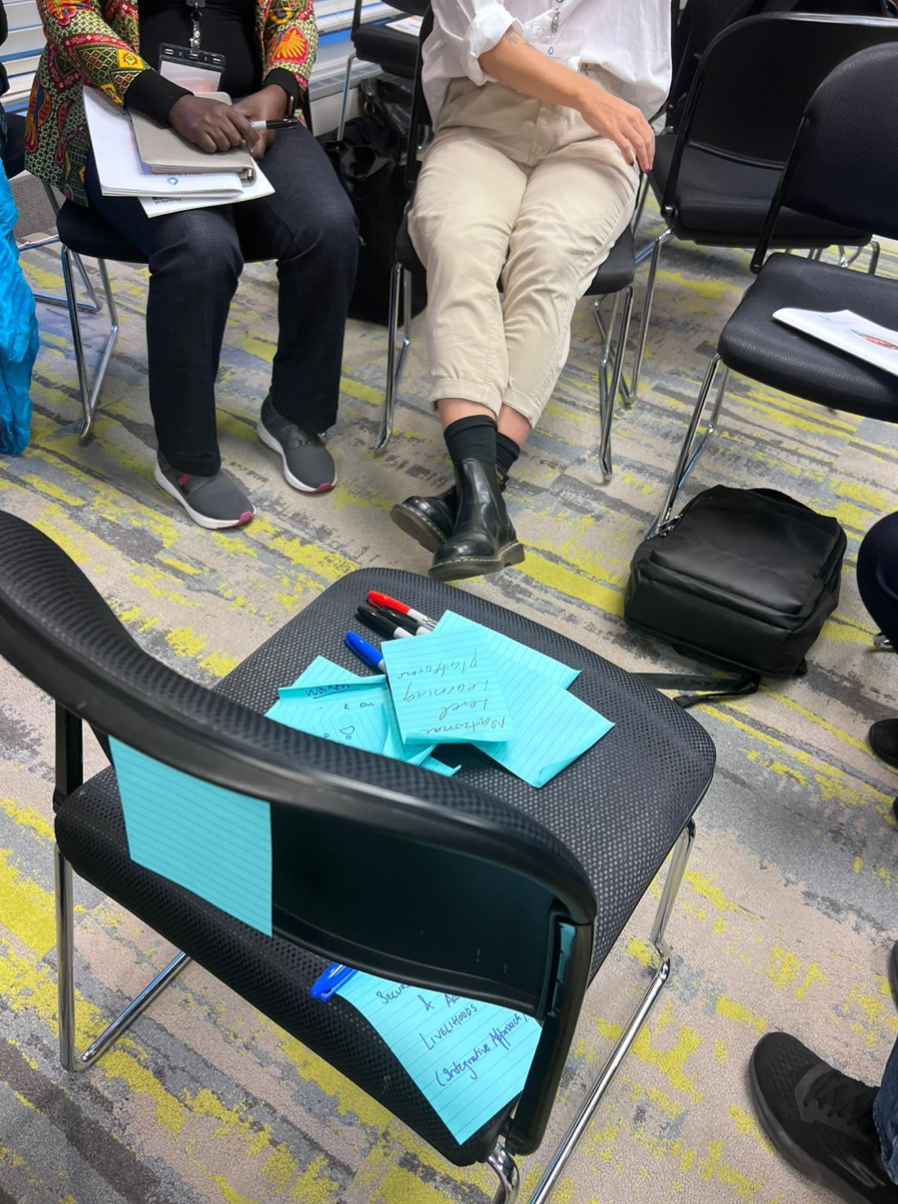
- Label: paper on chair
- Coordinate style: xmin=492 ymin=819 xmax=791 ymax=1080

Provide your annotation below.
xmin=335 ymin=970 xmax=541 ymax=1144
xmin=432 ymin=611 xmax=581 ymax=688
xmin=773 ymin=308 xmax=898 ymax=379
xmin=381 ymin=631 xmax=513 ymax=744
xmin=471 ymin=649 xmax=613 ymax=787
xmin=110 ymin=738 xmax=272 ymax=934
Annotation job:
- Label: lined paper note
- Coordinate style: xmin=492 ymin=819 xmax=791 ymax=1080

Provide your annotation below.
xmin=382 ymin=632 xmax=512 ymax=744
xmin=471 ymin=650 xmax=613 ymax=787
xmin=432 ymin=611 xmax=580 ymax=688
xmin=337 ymin=971 xmax=541 ymax=1143
xmin=111 ymin=739 xmax=272 ymax=934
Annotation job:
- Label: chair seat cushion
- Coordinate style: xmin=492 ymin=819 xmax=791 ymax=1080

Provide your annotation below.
xmin=58 ymin=202 xmax=149 ymax=264
xmin=353 ymin=23 xmax=419 ymax=78
xmin=397 ymin=214 xmax=635 ymax=297
xmin=650 ymin=135 xmax=868 ymax=248
xmin=719 ymin=253 xmax=898 ymax=421
xmin=56 ymin=569 xmax=713 ymax=1166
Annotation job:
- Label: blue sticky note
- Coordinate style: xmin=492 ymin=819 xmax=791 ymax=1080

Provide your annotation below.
xmin=110 ymin=738 xmax=272 ymax=935
xmin=283 ymin=656 xmax=383 ymax=692
xmin=473 ymin=650 xmax=613 ymax=787
xmin=337 ymin=971 xmax=541 ymax=1143
xmin=382 ymin=631 xmax=513 ymax=744
xmin=433 ymin=611 xmax=580 ymax=689
xmin=268 ymin=693 xmax=389 ymax=754
xmin=383 ymin=692 xmax=436 ymax=765
xmin=419 ymin=756 xmax=460 ymax=777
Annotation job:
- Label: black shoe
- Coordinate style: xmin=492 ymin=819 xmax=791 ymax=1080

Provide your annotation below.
xmin=750 ymin=1033 xmax=897 ymax=1203
xmin=257 ymin=395 xmax=336 ymax=493
xmin=429 ymin=459 xmax=524 ymax=582
xmin=391 ymin=485 xmax=457 ymax=553
xmin=890 ymin=942 xmax=898 ymax=1011
xmin=871 ymin=719 xmax=898 ymax=771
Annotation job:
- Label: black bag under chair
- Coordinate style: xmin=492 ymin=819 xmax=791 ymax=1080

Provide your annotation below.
xmin=625 ymin=486 xmax=846 ymax=681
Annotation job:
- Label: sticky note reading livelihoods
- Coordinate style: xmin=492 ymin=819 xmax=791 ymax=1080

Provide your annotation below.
xmin=337 ymin=971 xmax=541 ymax=1144
xmin=381 ymin=632 xmax=513 ymax=744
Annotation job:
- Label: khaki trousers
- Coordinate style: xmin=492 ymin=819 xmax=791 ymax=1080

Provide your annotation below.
xmin=408 ymin=73 xmax=640 ymax=428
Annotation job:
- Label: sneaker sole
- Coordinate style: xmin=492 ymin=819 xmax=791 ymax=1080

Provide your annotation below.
xmin=390 ymin=502 xmax=450 ymax=554
xmin=257 ymin=422 xmax=336 ymax=493
xmin=428 ymin=542 xmax=526 ymax=583
xmin=748 ymin=1054 xmax=876 ymax=1204
xmin=153 ymin=463 xmax=255 ymax=531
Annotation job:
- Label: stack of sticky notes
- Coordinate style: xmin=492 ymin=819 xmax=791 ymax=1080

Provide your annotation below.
xmin=268 ymin=610 xmax=613 ymax=787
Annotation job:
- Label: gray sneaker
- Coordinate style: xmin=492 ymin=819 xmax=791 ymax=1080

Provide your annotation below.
xmin=257 ymin=395 xmax=336 ymax=493
xmin=154 ymin=455 xmax=255 ymax=530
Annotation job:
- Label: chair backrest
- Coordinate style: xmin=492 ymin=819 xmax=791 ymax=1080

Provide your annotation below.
xmin=0 ymin=508 xmax=596 ymax=1152
xmin=661 ymin=12 xmax=898 ymax=215
xmin=752 ymin=43 xmax=898 ymax=268
xmin=404 ymin=6 xmax=434 ymax=189
xmin=351 ymin=0 xmax=429 ymax=36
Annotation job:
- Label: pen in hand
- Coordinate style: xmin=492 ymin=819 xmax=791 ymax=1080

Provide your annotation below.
xmin=248 ymin=117 xmax=301 ymax=131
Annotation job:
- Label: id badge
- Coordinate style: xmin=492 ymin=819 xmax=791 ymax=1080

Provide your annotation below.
xmin=159 ymin=44 xmax=226 ymax=93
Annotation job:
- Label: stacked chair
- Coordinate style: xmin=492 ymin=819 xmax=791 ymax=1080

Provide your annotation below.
xmin=629 ymin=10 xmax=898 ymax=404
xmin=652 ymin=43 xmax=898 ymax=533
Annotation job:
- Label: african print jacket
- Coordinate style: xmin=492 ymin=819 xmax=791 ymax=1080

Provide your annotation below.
xmin=24 ymin=0 xmax=317 ymax=205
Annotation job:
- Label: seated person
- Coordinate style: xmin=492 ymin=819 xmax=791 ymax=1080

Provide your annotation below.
xmin=391 ymin=0 xmax=666 ymax=581
xmin=750 ymin=512 xmax=898 ymax=1204
xmin=25 ymin=0 xmax=358 ymax=529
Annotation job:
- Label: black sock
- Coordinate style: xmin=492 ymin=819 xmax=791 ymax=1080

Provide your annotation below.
xmin=495 ymin=432 xmax=520 ymax=479
xmin=443 ymin=416 xmax=497 ymax=470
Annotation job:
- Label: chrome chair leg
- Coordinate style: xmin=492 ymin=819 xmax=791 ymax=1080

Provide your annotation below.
xmin=630 ymin=227 xmax=672 ymax=404
xmin=375 ymin=260 xmax=410 ymax=454
xmin=61 ymin=248 xmax=120 ymax=443
xmin=651 ymin=353 xmax=725 ymax=535
xmin=868 ymin=239 xmax=881 ymax=276
xmin=598 ymin=285 xmax=635 ymax=484
xmin=631 ymin=172 xmax=650 ymax=233
xmin=488 ymin=1142 xmax=521 ymax=1204
xmin=19 ymin=235 xmax=103 ymax=313
xmin=523 ymin=821 xmax=696 ymax=1204
xmin=55 ymin=847 xmax=190 ymax=1073
xmin=336 ymin=51 xmax=356 ymax=141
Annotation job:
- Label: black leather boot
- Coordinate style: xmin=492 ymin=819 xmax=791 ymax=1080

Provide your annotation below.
xmin=390 ymin=485 xmax=457 ymax=553
xmin=871 ymin=718 xmax=898 ymax=770
xmin=429 ymin=460 xmax=523 ymax=582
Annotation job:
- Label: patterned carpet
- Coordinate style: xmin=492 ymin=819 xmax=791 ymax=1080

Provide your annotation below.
xmin=2 ymin=204 xmax=898 ymax=1204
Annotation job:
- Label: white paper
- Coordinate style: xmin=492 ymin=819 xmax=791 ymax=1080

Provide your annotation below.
xmin=83 ymin=88 xmax=244 ymax=200
xmin=773 ymin=308 xmax=898 ymax=379
xmin=140 ymin=165 xmax=274 ymax=217
xmin=386 ymin=14 xmax=422 ymax=35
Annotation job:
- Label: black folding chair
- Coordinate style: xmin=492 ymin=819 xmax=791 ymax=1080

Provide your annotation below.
xmin=377 ymin=12 xmax=639 ymax=484
xmin=653 ymin=42 xmax=898 ymax=534
xmin=336 ymin=0 xmax=429 ymax=139
xmin=630 ymin=12 xmax=898 ymax=403
xmin=0 ymin=510 xmax=715 ymax=1203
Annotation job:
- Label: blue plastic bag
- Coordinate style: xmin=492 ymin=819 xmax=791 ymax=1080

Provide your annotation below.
xmin=0 ymin=167 xmax=38 ymax=455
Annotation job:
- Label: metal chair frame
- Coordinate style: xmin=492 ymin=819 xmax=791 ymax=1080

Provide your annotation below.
xmin=59 ymin=246 xmax=121 ymax=445
xmin=52 ymin=703 xmax=696 ymax=1204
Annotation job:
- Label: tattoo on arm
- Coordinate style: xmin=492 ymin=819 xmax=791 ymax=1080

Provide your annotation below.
xmin=503 ymin=27 xmax=533 ymax=49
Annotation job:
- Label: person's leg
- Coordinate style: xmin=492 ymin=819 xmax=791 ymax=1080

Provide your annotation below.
xmin=857 ymin=512 xmax=898 ymax=770
xmin=84 ymin=156 xmax=253 ymax=527
xmin=750 ymin=1031 xmax=898 ymax=1202
xmin=497 ymin=136 xmax=639 ymax=443
xmin=234 ymin=125 xmax=359 ymax=491
xmin=390 ymin=129 xmax=527 ymax=571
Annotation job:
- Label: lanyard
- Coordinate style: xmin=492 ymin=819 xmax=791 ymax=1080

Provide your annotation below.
xmin=186 ymin=0 xmax=205 ymax=52
xmin=551 ymin=0 xmax=565 ymax=33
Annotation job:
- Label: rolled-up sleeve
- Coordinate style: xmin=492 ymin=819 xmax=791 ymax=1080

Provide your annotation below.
xmin=431 ymin=0 xmax=520 ymax=85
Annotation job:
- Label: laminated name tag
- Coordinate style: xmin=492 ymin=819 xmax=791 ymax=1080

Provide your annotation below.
xmin=521 ymin=10 xmax=583 ymax=68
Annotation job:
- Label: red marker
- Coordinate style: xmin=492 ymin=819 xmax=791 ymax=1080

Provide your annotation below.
xmin=367 ymin=591 xmax=436 ymax=630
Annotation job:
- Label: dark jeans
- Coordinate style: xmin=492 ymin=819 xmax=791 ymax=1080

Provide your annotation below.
xmin=861 ymin=513 xmax=898 ymax=1180
xmin=86 ymin=124 xmax=358 ymax=475
xmin=857 ymin=512 xmax=898 ymax=649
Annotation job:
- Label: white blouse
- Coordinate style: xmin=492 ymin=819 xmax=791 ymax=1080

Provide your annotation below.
xmin=423 ymin=0 xmax=672 ymax=125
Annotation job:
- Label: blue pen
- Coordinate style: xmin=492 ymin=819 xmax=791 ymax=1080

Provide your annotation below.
xmin=345 ymin=631 xmax=385 ymax=673
xmin=310 ymin=962 xmax=359 ymax=1001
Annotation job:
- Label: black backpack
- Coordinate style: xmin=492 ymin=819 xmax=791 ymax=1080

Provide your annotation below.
xmin=624 ymin=487 xmax=846 ymax=702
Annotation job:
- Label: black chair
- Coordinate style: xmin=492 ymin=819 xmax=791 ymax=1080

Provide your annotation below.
xmin=336 ymin=0 xmax=429 ymax=139
xmin=653 ymin=42 xmax=898 ymax=534
xmin=630 ymin=12 xmax=898 ymax=403
xmin=48 ymin=91 xmax=313 ymax=444
xmin=377 ymin=14 xmax=640 ymax=483
xmin=0 ymin=509 xmax=715 ymax=1203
